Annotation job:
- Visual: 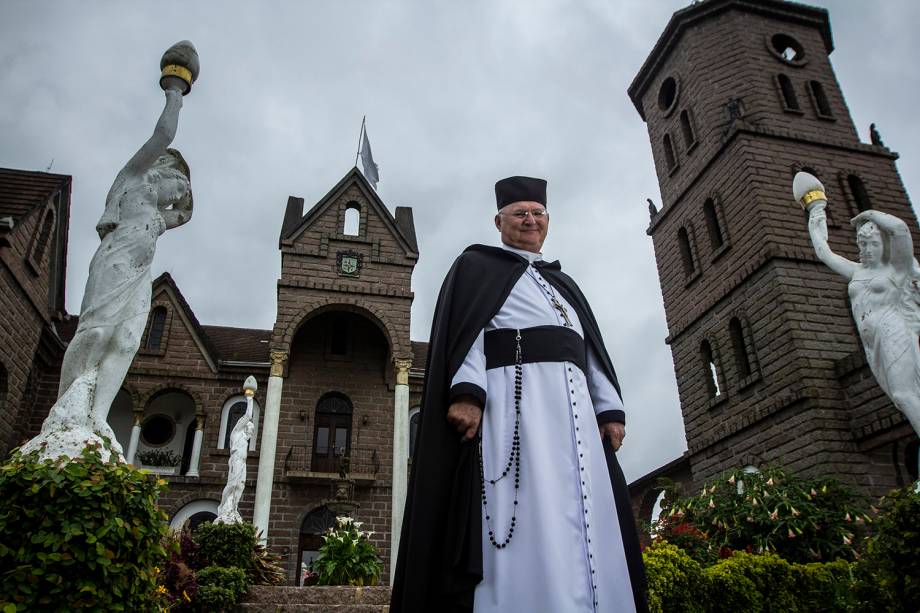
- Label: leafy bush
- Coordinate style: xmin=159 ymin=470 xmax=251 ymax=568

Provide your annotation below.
xmin=0 ymin=445 xmax=169 ymax=611
xmin=653 ymin=513 xmax=718 ymax=565
xmin=136 ymin=448 xmax=182 ymax=467
xmin=643 ymin=542 xmax=705 ymax=613
xmin=314 ymin=516 xmax=382 ymax=586
xmin=662 ymin=466 xmax=869 ymax=563
xmin=197 ymin=565 xmax=248 ymax=599
xmin=195 ymin=585 xmax=236 ymax=612
xmin=791 ymin=559 xmax=854 ymax=612
xmin=195 ymin=521 xmax=257 ymax=571
xmin=852 ymin=486 xmax=920 ymax=612
xmin=159 ymin=528 xmax=200 ymax=611
xmin=704 ymin=552 xmax=796 ymax=612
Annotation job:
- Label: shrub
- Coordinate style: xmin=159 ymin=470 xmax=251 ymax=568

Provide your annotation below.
xmin=663 ymin=466 xmax=869 ymax=563
xmin=853 ymin=485 xmax=920 ymax=612
xmin=791 ymin=559 xmax=854 ymax=612
xmin=0 ymin=445 xmax=169 ymax=611
xmin=159 ymin=528 xmax=200 ymax=611
xmin=135 ymin=448 xmax=182 ymax=467
xmin=195 ymin=585 xmax=236 ymax=612
xmin=642 ymin=542 xmax=705 ymax=613
xmin=195 ymin=521 xmax=257 ymax=570
xmin=314 ymin=516 xmax=382 ymax=586
xmin=197 ymin=565 xmax=248 ymax=600
xmin=704 ymin=552 xmax=795 ymax=612
xmin=653 ymin=513 xmax=717 ymax=566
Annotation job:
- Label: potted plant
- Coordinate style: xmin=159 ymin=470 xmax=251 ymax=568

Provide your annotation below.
xmin=313 ymin=516 xmax=382 ymax=586
xmin=136 ymin=449 xmax=183 ymax=475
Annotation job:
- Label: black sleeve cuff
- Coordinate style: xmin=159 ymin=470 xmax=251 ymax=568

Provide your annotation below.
xmin=596 ymin=409 xmax=625 ymax=426
xmin=449 ymin=382 xmax=487 ymax=409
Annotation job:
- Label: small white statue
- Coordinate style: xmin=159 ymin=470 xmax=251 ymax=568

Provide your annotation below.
xmin=21 ymin=42 xmax=199 ymax=463
xmin=795 ymin=172 xmax=920 ymax=441
xmin=216 ymin=377 xmax=257 ymax=524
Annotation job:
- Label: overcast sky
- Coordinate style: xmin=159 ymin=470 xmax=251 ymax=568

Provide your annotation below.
xmin=2 ymin=0 xmax=919 ymax=482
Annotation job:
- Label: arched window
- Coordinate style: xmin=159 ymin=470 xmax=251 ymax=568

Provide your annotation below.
xmin=0 ymin=361 xmax=7 ymax=403
xmin=663 ymin=134 xmax=677 ymax=172
xmin=343 ymin=202 xmax=360 ymax=236
xmin=700 ymin=340 xmax=721 ymax=398
xmin=809 ymin=81 xmax=833 ymax=118
xmin=729 ymin=317 xmax=753 ymax=379
xmin=847 ymin=174 xmax=872 ymax=212
xmin=703 ymin=198 xmax=725 ymax=250
xmin=679 ymin=110 xmax=696 ymax=150
xmin=169 ymin=499 xmax=219 ymax=531
xmin=408 ymin=407 xmax=421 ymax=459
xmin=312 ymin=393 xmax=353 ymax=473
xmin=677 ymin=227 xmax=696 ymax=277
xmin=298 ymin=506 xmax=338 ymax=585
xmin=777 ymin=74 xmax=800 ymax=111
xmin=146 ymin=306 xmax=167 ymax=350
xmin=218 ymin=395 xmax=261 ymax=451
xmin=31 ymin=207 xmax=55 ymax=267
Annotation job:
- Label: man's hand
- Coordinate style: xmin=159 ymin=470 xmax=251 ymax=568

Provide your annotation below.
xmin=447 ymin=396 xmax=483 ymax=442
xmin=599 ymin=422 xmax=625 ymax=452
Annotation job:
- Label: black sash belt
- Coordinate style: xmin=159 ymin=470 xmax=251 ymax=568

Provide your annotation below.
xmin=484 ymin=325 xmax=586 ymax=372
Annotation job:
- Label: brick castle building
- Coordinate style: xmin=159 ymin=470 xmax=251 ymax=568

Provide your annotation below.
xmin=0 ymin=166 xmax=427 ymax=584
xmin=627 ymin=0 xmax=920 ymax=522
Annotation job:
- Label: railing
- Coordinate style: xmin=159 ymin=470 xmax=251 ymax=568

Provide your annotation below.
xmin=284 ymin=445 xmax=380 ymax=483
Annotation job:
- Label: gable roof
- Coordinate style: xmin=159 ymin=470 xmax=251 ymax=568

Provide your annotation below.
xmin=280 ymin=167 xmax=419 ymax=257
xmin=201 ymin=325 xmax=271 ymax=364
xmin=627 ymin=0 xmax=832 ymax=120
xmin=0 ymin=167 xmax=71 ymax=224
xmin=151 ymin=272 xmax=220 ymax=372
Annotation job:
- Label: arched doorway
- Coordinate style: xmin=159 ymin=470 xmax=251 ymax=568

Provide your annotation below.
xmin=170 ymin=499 xmax=219 ymax=531
xmin=297 ymin=506 xmax=338 ymax=585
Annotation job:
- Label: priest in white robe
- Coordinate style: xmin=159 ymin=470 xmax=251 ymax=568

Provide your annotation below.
xmin=392 ymin=176 xmax=647 ymax=613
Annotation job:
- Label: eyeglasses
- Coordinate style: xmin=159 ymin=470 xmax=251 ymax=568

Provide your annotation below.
xmin=500 ymin=209 xmax=548 ymax=220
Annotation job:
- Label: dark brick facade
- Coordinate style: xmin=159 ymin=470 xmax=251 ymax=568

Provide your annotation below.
xmin=5 ymin=166 xmax=424 ymax=585
xmin=628 ymin=0 xmax=919 ymax=518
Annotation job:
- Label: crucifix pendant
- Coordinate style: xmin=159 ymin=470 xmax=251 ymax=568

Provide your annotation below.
xmin=552 ymin=297 xmax=573 ymax=327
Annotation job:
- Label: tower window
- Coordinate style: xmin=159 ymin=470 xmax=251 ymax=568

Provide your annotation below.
xmin=809 ymin=81 xmax=833 ymax=119
xmin=657 ymin=76 xmax=678 ymax=114
xmin=703 ymin=198 xmax=725 ymax=251
xmin=663 ymin=134 xmax=678 ymax=173
xmin=679 ymin=110 xmax=697 ymax=150
xmin=328 ymin=315 xmax=350 ymax=357
xmin=700 ymin=340 xmax=721 ymax=398
xmin=729 ymin=317 xmax=753 ymax=380
xmin=146 ymin=306 xmax=167 ymax=350
xmin=847 ymin=174 xmax=872 ymax=212
xmin=769 ymin=34 xmax=806 ymax=65
xmin=777 ymin=74 xmax=801 ymax=112
xmin=343 ymin=202 xmax=360 ymax=236
xmin=677 ymin=226 xmax=697 ymax=278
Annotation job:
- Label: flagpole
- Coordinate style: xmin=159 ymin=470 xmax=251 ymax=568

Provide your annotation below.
xmin=354 ymin=115 xmax=366 ymax=168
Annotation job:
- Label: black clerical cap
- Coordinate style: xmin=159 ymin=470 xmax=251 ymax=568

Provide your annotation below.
xmin=495 ymin=176 xmax=547 ymax=210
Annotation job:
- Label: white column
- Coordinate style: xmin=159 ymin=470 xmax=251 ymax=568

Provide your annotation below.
xmin=126 ymin=413 xmax=142 ymax=465
xmin=390 ymin=358 xmax=412 ymax=584
xmin=253 ymin=350 xmax=287 ymax=542
xmin=185 ymin=415 xmax=205 ymax=477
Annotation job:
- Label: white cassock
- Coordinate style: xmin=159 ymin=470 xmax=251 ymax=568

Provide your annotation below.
xmin=452 ymin=245 xmax=636 ymax=613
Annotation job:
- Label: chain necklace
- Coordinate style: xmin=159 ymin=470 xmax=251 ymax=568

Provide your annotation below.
xmin=526 ymin=268 xmax=573 ymax=327
xmin=479 ymin=329 xmax=522 ymax=549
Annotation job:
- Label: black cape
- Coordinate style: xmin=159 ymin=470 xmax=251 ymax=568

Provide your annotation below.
xmin=391 ymin=245 xmax=648 ymax=613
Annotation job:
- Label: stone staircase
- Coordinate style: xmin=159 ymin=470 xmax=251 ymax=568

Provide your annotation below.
xmin=237 ymin=585 xmax=391 ymax=612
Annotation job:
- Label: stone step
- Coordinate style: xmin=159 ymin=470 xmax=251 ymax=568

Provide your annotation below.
xmin=241 ymin=585 xmax=391 ymax=606
xmin=237 ymin=605 xmax=388 ymax=613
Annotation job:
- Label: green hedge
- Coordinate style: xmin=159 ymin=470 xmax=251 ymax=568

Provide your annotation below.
xmin=0 ymin=446 xmax=169 ymax=611
xmin=644 ymin=542 xmax=857 ymax=612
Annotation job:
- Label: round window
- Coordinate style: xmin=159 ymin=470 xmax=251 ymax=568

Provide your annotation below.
xmin=141 ymin=414 xmax=175 ymax=446
xmin=768 ymin=33 xmax=806 ymax=65
xmin=657 ymin=76 xmax=678 ymax=114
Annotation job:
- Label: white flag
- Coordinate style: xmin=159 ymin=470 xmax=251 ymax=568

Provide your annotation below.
xmin=360 ymin=127 xmax=380 ymax=189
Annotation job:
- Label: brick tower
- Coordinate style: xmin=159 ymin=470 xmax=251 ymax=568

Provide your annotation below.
xmin=628 ymin=0 xmax=919 ymax=497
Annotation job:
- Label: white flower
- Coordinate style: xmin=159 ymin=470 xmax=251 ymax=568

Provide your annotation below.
xmin=354 ymin=521 xmax=364 ymax=528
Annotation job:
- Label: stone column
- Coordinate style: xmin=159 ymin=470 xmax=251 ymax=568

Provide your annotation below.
xmin=185 ymin=415 xmax=205 ymax=477
xmin=126 ymin=411 xmax=143 ymax=465
xmin=253 ymin=350 xmax=287 ymax=541
xmin=390 ymin=358 xmax=412 ymax=583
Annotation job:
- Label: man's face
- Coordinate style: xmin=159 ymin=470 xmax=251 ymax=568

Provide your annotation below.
xmin=494 ymin=200 xmax=549 ymax=253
